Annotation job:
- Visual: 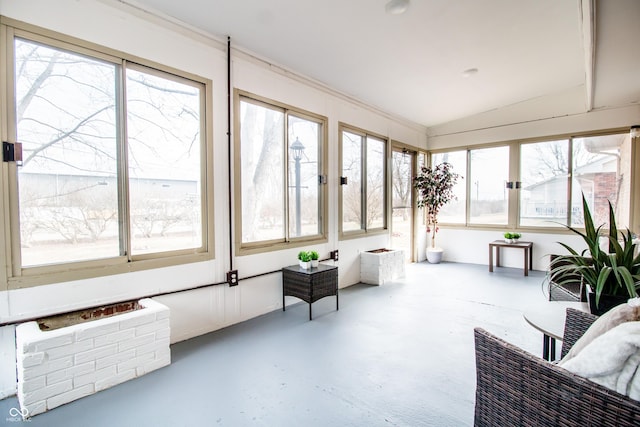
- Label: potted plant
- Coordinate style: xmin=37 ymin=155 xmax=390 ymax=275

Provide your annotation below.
xmin=309 ymin=250 xmax=320 ymax=268
xmin=413 ymin=162 xmax=461 ymax=263
xmin=504 ymin=232 xmax=521 ymax=243
xmin=298 ymin=250 xmax=311 ymax=269
xmin=552 ymin=194 xmax=640 ymax=315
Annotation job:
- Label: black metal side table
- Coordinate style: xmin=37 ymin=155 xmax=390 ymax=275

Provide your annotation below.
xmin=282 ymin=264 xmax=338 ymax=320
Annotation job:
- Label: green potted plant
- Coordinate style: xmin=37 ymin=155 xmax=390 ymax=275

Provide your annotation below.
xmin=504 ymin=232 xmax=521 ymax=243
xmin=309 ymin=250 xmax=320 ymax=268
xmin=297 ymin=250 xmax=311 ymax=269
xmin=413 ymin=162 xmax=461 ymax=263
xmin=552 ymin=194 xmax=640 ymax=315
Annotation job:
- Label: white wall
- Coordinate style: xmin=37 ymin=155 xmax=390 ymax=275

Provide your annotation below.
xmin=0 ymin=0 xmax=427 ymax=398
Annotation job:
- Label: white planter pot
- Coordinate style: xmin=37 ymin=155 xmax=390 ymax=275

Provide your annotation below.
xmin=310 ymin=260 xmax=319 ymax=268
xmin=299 ymin=260 xmax=310 ymax=269
xmin=360 ymin=249 xmax=405 ymax=285
xmin=426 ymin=247 xmax=444 ymax=264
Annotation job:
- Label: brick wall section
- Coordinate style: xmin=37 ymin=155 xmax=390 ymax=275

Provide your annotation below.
xmin=15 ymin=298 xmax=170 ymax=418
xmin=360 ymin=250 xmax=405 ymax=285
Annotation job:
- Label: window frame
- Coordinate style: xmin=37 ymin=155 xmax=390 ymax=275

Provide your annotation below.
xmin=338 ymin=122 xmax=389 ymax=239
xmin=428 ymin=127 xmax=635 ymax=233
xmin=1 ymin=17 xmax=214 ymax=290
xmin=233 ymin=90 xmax=328 ymax=255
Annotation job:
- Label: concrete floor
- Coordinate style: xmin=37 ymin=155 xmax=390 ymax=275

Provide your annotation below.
xmin=1 ymin=262 xmax=552 ymax=427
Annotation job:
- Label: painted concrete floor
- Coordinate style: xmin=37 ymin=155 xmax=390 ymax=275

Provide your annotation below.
xmin=1 ymin=262 xmax=552 ymax=427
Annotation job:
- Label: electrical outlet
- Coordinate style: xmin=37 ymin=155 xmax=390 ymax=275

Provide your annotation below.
xmin=332 ymin=250 xmax=339 ymax=261
xmin=227 ymin=270 xmax=239 ymax=286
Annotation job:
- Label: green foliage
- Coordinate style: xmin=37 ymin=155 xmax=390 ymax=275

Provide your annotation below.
xmin=298 ymin=250 xmax=311 ymax=262
xmin=309 ymin=250 xmax=319 ymax=260
xmin=553 ymin=194 xmax=640 ymax=306
xmin=413 ymin=162 xmax=461 ymax=247
xmin=504 ymin=232 xmax=521 ymax=239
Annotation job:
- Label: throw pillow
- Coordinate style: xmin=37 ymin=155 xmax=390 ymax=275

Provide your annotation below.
xmin=560 ymin=297 xmax=640 ymax=364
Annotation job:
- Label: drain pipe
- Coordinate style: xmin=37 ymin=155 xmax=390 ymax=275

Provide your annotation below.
xmin=226 ymin=36 xmax=238 ymax=286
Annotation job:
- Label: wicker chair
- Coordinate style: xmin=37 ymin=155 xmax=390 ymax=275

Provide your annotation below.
xmin=474 ymin=308 xmax=640 ymax=426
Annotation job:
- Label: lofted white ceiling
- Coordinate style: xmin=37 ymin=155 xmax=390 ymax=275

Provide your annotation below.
xmin=123 ymin=0 xmax=640 ymax=128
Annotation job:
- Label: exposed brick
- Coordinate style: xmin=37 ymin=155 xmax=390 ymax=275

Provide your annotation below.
xmin=21 ymin=352 xmax=46 ymax=368
xmin=34 ymin=334 xmax=74 ymax=352
xmin=155 ymin=326 xmax=171 ymax=340
xmin=20 ymin=379 xmax=72 ymax=406
xmin=73 ymin=365 xmax=116 ymax=388
xmin=75 ymin=322 xmax=119 ymax=341
xmin=118 ymin=333 xmax=155 ymax=352
xmin=118 ymin=312 xmax=155 ymax=330
xmin=45 ymin=339 xmax=94 ymax=360
xmin=74 ymin=344 xmax=117 ymax=365
xmin=117 ymin=352 xmax=155 ymax=373
xmin=135 ymin=318 xmax=170 ymax=336
xmin=47 ymin=384 xmax=94 ymax=410
xmin=136 ymin=354 xmax=170 ymax=376
xmin=135 ymin=337 xmax=170 ymax=357
xmin=95 ymin=369 xmax=136 ymax=391
xmin=95 ymin=348 xmax=135 ymax=371
xmin=46 ymin=361 xmax=95 ymax=385
xmin=94 ymin=328 xmax=135 ymax=347
xmin=19 ymin=376 xmax=46 ymax=394
xmin=21 ymin=400 xmax=46 ymax=418
xmin=22 ymin=356 xmax=73 ymax=381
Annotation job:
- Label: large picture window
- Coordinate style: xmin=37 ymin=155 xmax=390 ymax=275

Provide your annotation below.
xmin=237 ymin=94 xmax=326 ymax=250
xmin=4 ymin=26 xmax=212 ymax=285
xmin=339 ymin=125 xmax=388 ymax=235
xmin=431 ymin=130 xmax=632 ymax=230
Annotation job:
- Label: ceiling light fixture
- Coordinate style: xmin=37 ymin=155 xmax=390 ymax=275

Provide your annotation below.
xmin=462 ymin=68 xmax=479 ymax=78
xmin=385 ymin=0 xmax=410 ymax=15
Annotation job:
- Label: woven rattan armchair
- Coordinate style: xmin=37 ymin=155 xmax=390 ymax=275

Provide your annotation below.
xmin=474 ymin=308 xmax=640 ymax=426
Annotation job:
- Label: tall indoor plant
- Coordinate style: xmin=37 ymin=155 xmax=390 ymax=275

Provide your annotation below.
xmin=552 ymin=194 xmax=640 ymax=314
xmin=413 ymin=162 xmax=461 ymax=263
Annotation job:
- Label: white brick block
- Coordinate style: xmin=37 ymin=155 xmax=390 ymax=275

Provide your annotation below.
xmin=135 ymin=318 xmax=170 ymax=336
xmin=118 ymin=333 xmax=155 ymax=352
xmin=74 ymin=344 xmax=117 ymax=365
xmin=19 ymin=376 xmax=46 ymax=394
xmin=45 ymin=339 xmax=94 ymax=360
xmin=117 ymin=352 xmax=155 ymax=373
xmin=155 ymin=308 xmax=170 ymax=320
xmin=94 ymin=328 xmax=135 ymax=347
xmin=20 ymin=379 xmax=72 ymax=406
xmin=21 ymin=400 xmax=46 ymax=418
xmin=22 ymin=356 xmax=73 ymax=381
xmin=95 ymin=369 xmax=136 ymax=392
xmin=118 ymin=312 xmax=155 ymax=330
xmin=74 ymin=366 xmax=117 ymax=388
xmin=16 ymin=298 xmax=171 ymax=416
xmin=135 ymin=354 xmax=170 ymax=376
xmin=95 ymin=348 xmax=135 ymax=371
xmin=46 ymin=361 xmax=95 ymax=385
xmin=34 ymin=334 xmax=74 ymax=352
xmin=75 ymin=322 xmax=119 ymax=341
xmin=155 ymin=327 xmax=171 ymax=340
xmin=135 ymin=337 xmax=170 ymax=357
xmin=21 ymin=352 xmax=46 ymax=368
xmin=47 ymin=384 xmax=94 ymax=410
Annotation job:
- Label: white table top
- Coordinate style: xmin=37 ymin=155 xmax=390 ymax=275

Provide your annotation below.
xmin=523 ymin=302 xmax=589 ymax=340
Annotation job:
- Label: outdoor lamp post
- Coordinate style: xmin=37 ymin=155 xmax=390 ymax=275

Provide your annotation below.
xmin=290 ymin=137 xmax=305 ymax=236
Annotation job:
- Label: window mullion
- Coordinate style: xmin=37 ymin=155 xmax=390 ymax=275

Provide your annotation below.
xmin=283 ymin=111 xmax=291 ymax=242
xmin=118 ymin=61 xmax=131 ymax=260
xmin=361 ymin=136 xmax=368 ymax=231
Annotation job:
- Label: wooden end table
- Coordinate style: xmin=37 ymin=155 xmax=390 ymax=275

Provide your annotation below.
xmin=282 ymin=264 xmax=338 ymax=320
xmin=488 ymin=240 xmax=533 ymax=276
